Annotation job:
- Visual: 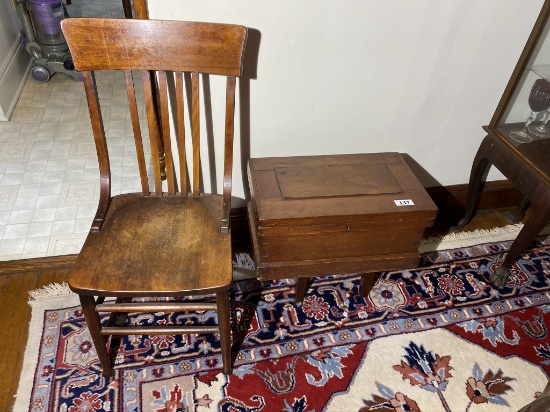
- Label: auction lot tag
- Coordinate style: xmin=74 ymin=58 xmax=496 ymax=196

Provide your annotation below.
xmin=394 ymin=199 xmax=414 ymax=206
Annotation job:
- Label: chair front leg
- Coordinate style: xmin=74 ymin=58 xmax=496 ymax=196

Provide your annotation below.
xmin=216 ymin=290 xmax=233 ymax=375
xmin=360 ymin=273 xmax=376 ymax=297
xmin=295 ymin=277 xmax=309 ymax=302
xmin=79 ymin=295 xmax=113 ymax=377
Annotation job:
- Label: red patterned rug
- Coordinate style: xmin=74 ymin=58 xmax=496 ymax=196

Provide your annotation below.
xmin=15 ymin=234 xmax=550 ymax=411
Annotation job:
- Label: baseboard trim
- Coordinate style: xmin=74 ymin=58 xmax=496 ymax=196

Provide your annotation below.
xmin=0 ymin=254 xmax=77 ymax=274
xmin=426 ymin=180 xmax=522 ymax=218
xmin=0 ymin=37 xmax=31 ymax=121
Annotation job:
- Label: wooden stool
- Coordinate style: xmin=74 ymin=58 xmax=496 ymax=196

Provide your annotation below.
xmin=247 ymin=153 xmax=438 ymax=300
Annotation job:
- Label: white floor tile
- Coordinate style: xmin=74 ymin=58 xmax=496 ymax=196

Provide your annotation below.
xmin=23 ymin=236 xmax=50 ymax=254
xmin=4 ymin=223 xmax=30 ymax=239
xmin=0 ymin=0 xmax=130 ymax=260
xmin=52 ymin=220 xmax=76 ymax=235
xmin=28 ymin=221 xmax=53 ymax=237
xmin=8 ymin=210 xmax=34 ymax=224
xmin=12 ymin=196 xmax=36 ymax=211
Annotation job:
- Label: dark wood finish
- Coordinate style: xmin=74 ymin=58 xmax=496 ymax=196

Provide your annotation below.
xmin=222 ymin=77 xmax=237 ymax=232
xmin=132 ymin=0 xmax=148 ymax=19
xmin=249 ymin=153 xmax=437 ymax=226
xmin=230 ymin=180 xmax=524 ymax=246
xmin=506 ymin=193 xmax=531 ymax=224
xmin=231 ymin=206 xmax=252 ymax=244
xmin=121 ymin=0 xmax=133 ymax=18
xmin=216 ymin=290 xmax=232 ymax=375
xmin=426 ymin=180 xmax=523 ymax=219
xmin=454 ymin=1 xmax=550 ymax=288
xmin=0 ymin=254 xmax=77 ymax=272
xmin=96 ymin=302 xmax=218 ymax=312
xmin=73 ymin=196 xmax=232 ymax=295
xmin=454 ymin=134 xmax=550 ymax=287
xmin=360 ymin=274 xmax=376 ymax=297
xmin=64 ymin=19 xmax=246 ymax=76
xmin=247 ymin=153 xmax=438 ymax=299
xmin=61 ymin=18 xmax=247 ymax=376
xmin=80 ymin=294 xmax=112 ymax=375
xmin=295 ymin=277 xmax=308 ymax=301
xmin=126 ymin=0 xmax=169 ymax=184
xmin=295 ymin=272 xmax=378 ymax=302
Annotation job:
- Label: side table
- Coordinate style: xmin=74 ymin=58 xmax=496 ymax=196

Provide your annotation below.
xmin=451 ymin=1 xmax=550 ymax=288
xmin=452 ymin=131 xmax=550 ymax=287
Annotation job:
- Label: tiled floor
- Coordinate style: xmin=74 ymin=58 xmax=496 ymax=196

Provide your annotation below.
xmin=0 ymin=0 xmax=139 ymax=260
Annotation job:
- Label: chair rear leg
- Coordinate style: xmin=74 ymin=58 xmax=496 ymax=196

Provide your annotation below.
xmin=295 ymin=277 xmax=308 ymax=302
xmin=79 ymin=295 xmax=113 ymax=377
xmin=216 ymin=290 xmax=233 ymax=375
xmin=360 ymin=273 xmax=376 ymax=297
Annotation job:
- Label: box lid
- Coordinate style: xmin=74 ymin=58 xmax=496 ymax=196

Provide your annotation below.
xmin=248 ymin=152 xmax=438 ymax=227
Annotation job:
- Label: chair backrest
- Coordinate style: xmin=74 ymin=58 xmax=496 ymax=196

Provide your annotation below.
xmin=61 ymin=18 xmax=247 ymax=231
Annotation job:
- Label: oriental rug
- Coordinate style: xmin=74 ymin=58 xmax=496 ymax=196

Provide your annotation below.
xmin=14 ymin=230 xmax=550 ymax=411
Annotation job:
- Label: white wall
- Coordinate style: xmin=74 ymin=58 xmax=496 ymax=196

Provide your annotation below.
xmin=148 ymin=0 xmax=544 ymax=202
xmin=0 ymin=0 xmax=30 ymax=121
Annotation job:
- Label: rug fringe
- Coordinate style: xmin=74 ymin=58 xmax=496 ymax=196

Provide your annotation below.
xmin=419 ymin=222 xmax=550 ymax=252
xmin=28 ymin=282 xmax=75 ymax=303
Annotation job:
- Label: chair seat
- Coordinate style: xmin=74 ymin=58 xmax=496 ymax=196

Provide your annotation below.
xmin=69 ymin=193 xmax=233 ymax=297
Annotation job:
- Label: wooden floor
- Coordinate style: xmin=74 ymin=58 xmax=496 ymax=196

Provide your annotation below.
xmin=0 ymin=255 xmax=76 ymax=412
xmin=0 ymin=210 xmax=522 ymax=411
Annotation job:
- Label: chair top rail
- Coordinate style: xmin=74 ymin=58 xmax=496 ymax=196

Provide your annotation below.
xmin=61 ymin=18 xmax=247 ymax=77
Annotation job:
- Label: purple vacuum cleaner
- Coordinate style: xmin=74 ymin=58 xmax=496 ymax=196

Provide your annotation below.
xmin=14 ymin=0 xmax=81 ymax=82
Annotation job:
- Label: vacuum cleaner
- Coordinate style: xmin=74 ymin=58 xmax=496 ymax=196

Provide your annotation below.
xmin=14 ymin=0 xmax=81 ymax=82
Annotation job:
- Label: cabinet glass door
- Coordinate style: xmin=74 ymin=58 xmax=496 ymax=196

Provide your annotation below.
xmin=490 ymin=2 xmax=550 ymax=177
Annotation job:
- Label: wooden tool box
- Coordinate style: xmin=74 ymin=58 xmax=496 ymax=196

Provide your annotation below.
xmin=247 ymin=153 xmax=438 ymax=296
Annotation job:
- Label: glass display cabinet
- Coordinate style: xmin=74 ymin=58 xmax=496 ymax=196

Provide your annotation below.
xmin=454 ymin=0 xmax=550 ymax=287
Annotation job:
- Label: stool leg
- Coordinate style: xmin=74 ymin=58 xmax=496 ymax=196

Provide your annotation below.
xmin=295 ymin=278 xmax=308 ymax=302
xmin=79 ymin=295 xmax=113 ymax=377
xmin=216 ymin=290 xmax=233 ymax=375
xmin=360 ymin=273 xmax=376 ymax=297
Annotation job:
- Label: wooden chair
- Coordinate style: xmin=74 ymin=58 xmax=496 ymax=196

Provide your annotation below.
xmin=61 ymin=18 xmax=247 ymax=377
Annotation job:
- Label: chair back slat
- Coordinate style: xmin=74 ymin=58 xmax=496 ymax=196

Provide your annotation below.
xmin=221 ymin=76 xmax=237 ymax=231
xmin=82 ymin=71 xmax=111 ymax=230
xmin=125 ymin=70 xmax=149 ymax=195
xmin=133 ymin=0 xmax=148 ymax=18
xmin=142 ymin=70 xmax=163 ymax=195
xmin=157 ymin=71 xmax=177 ymax=195
xmin=175 ymin=72 xmax=187 ymax=195
xmin=191 ymin=72 xmax=200 ymax=198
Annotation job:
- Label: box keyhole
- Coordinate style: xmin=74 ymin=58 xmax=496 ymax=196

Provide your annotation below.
xmin=346 ymin=225 xmax=351 ymax=232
